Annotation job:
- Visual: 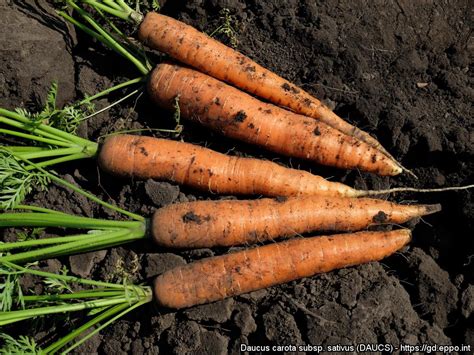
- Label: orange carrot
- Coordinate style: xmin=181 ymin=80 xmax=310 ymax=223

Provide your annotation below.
xmin=150 ymin=196 xmax=439 ymax=248
xmin=99 ymin=134 xmax=358 ymax=197
xmin=97 ymin=134 xmax=473 ymax=197
xmin=138 ymin=13 xmax=391 ymax=159
xmin=147 ymin=63 xmax=402 ymax=176
xmin=100 ymin=135 xmax=472 ymax=198
xmin=154 ymin=229 xmax=411 ymax=308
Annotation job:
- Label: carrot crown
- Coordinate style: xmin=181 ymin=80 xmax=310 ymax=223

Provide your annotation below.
xmin=67 ymin=0 xmax=146 ymax=24
xmin=0 ymin=260 xmax=152 ymax=354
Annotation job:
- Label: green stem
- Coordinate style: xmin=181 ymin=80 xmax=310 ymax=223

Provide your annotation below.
xmin=115 ymin=0 xmax=134 ymax=13
xmin=0 ymin=297 xmax=132 ymax=325
xmin=58 ymin=10 xmax=110 ymax=46
xmin=58 ymin=229 xmax=145 ymax=257
xmin=79 ymin=76 xmax=145 ymax=105
xmin=80 ymin=87 xmax=141 ymax=121
xmin=62 ymin=2 xmax=149 ymax=74
xmin=0 ymin=233 xmax=99 ymax=251
xmin=14 ymin=147 xmax=85 ymax=160
xmin=14 ymin=155 xmax=144 ymax=221
xmin=0 ymin=115 xmax=72 ymax=143
xmin=0 ymin=229 xmax=145 ymax=264
xmin=23 ymin=291 xmax=126 ymax=302
xmin=0 ymin=212 xmax=141 ymax=229
xmin=44 ymin=303 xmax=130 ymax=354
xmin=0 ymin=109 xmax=92 ymax=146
xmin=24 ymin=152 xmax=95 ymax=170
xmin=95 ymin=6 xmax=150 ymax=65
xmin=2 ymin=261 xmax=137 ymax=290
xmin=81 ymin=0 xmax=130 ymax=21
xmin=13 ymin=205 xmax=68 ymax=214
xmin=58 ymin=0 xmax=148 ymax=75
xmin=4 ymin=146 xmax=51 ymax=153
xmin=0 ymin=128 xmax=72 ymax=147
xmin=102 ymin=0 xmax=123 ymax=11
xmin=59 ymin=297 xmax=150 ymax=354
xmin=82 ymin=0 xmax=142 ymax=23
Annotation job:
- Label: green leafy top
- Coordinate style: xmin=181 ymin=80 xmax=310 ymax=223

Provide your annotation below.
xmin=16 ymin=82 xmax=94 ymax=135
xmin=0 ymin=261 xmax=152 ymax=354
xmin=0 ymin=333 xmax=41 ymax=355
xmin=0 ymin=150 xmax=50 ymax=210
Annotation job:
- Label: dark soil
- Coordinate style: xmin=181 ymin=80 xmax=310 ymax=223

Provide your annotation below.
xmin=1 ymin=0 xmax=473 ymax=353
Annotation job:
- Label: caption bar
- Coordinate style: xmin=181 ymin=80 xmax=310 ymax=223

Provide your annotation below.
xmin=241 ymin=343 xmax=472 ymax=353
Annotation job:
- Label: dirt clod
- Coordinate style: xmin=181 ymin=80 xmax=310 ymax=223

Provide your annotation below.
xmin=184 ymin=298 xmax=234 ymax=323
xmin=407 ymin=248 xmax=458 ymax=328
xmin=263 ymin=305 xmax=303 ymax=344
xmin=144 ymin=253 xmax=186 ymax=278
xmin=461 ymin=285 xmax=474 ymax=319
xmin=145 ymin=180 xmax=180 ymax=207
xmin=69 ymin=250 xmax=107 ymax=278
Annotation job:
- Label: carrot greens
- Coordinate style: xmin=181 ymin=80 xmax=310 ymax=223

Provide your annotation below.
xmin=0 ymin=202 xmax=147 ymax=264
xmin=0 ymin=261 xmax=152 ymax=354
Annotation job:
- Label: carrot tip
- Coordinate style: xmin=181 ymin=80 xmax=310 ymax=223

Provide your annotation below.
xmin=423 ymin=203 xmax=442 ymax=215
xmin=399 ymin=228 xmax=413 ymax=241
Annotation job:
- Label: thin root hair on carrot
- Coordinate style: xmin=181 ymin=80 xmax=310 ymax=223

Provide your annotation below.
xmin=356 ymin=184 xmax=474 ymax=197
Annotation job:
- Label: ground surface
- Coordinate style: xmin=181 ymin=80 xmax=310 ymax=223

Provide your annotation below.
xmin=1 ymin=0 xmax=473 ymax=353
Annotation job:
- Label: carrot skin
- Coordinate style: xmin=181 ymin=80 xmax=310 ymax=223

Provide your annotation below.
xmin=138 ymin=13 xmax=390 ymax=157
xmin=150 ymin=196 xmax=440 ymax=248
xmin=153 ymin=229 xmax=411 ymax=309
xmin=147 ymin=63 xmax=402 ymax=176
xmin=98 ymin=134 xmax=359 ymax=198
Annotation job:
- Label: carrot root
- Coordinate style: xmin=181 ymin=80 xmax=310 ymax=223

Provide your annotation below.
xmin=150 ymin=196 xmax=439 ymax=248
xmin=98 ymin=135 xmax=472 ymax=199
xmin=153 ymin=229 xmax=411 ymax=309
xmin=355 ymin=185 xmax=474 ymax=197
xmin=98 ymin=134 xmax=360 ymax=198
xmin=423 ymin=203 xmax=442 ymax=214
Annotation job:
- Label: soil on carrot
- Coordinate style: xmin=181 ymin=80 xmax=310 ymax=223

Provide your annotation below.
xmin=2 ymin=0 xmax=472 ymax=352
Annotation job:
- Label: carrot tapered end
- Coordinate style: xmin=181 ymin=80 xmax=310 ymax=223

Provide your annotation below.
xmin=423 ymin=203 xmax=442 ymax=215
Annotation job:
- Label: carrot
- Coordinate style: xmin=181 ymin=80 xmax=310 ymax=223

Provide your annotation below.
xmin=151 ymin=196 xmax=439 ymax=248
xmin=1 ymin=192 xmax=433 ymax=268
xmin=99 ymin=134 xmax=358 ymax=197
xmin=147 ymin=63 xmax=402 ymax=176
xmin=0 ymin=195 xmax=437 ymax=264
xmin=136 ymin=12 xmax=392 ymax=158
xmin=100 ymin=135 xmax=474 ymax=198
xmin=154 ymin=229 xmax=411 ymax=308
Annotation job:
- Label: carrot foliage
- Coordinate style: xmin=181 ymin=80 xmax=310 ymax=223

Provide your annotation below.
xmin=0 ymin=205 xmax=145 ymax=264
xmin=0 ymin=261 xmax=152 ymax=354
